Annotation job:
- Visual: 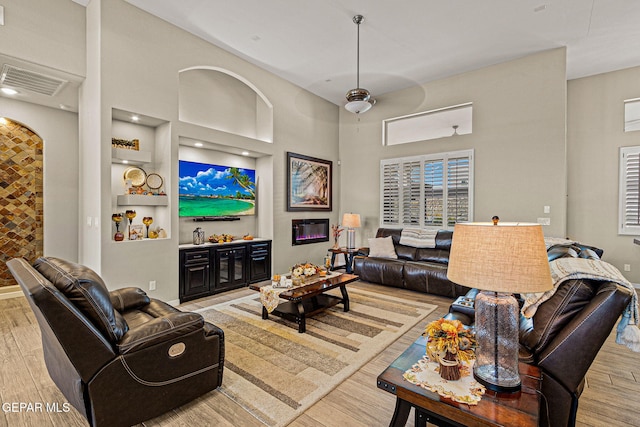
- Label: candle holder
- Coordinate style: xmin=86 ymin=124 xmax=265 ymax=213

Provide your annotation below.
xmin=125 ymin=210 xmax=136 ymax=240
xmin=112 ymin=213 xmax=124 ymax=241
xmin=142 ymin=217 xmax=153 ymax=238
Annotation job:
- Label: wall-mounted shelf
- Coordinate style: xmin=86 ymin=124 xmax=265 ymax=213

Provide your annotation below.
xmin=112 ymin=148 xmax=152 ymax=165
xmin=117 ymin=194 xmax=168 ymax=206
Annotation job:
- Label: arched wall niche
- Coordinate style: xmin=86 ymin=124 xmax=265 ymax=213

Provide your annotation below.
xmin=179 ymin=67 xmax=273 ymax=143
xmin=0 ymin=117 xmax=44 ymax=287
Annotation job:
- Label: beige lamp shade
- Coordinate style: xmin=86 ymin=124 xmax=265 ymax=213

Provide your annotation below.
xmin=447 ymin=222 xmax=552 ymax=294
xmin=342 ymin=213 xmax=361 ymax=228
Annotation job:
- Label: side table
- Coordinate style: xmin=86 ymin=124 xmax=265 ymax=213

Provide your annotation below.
xmin=328 ymin=247 xmax=357 ymax=274
xmin=377 ymin=335 xmax=542 ymax=427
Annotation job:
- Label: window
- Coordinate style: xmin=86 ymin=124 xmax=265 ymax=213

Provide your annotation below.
xmin=383 ymin=103 xmax=472 ymax=146
xmin=619 ymin=146 xmax=640 ymax=235
xmin=381 ymin=150 xmax=473 ymax=228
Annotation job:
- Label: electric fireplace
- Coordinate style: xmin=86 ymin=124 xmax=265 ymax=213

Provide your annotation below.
xmin=292 ymin=219 xmax=330 ymax=245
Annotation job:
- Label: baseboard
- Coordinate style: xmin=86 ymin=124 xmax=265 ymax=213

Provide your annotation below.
xmin=634 ymin=283 xmax=640 ymax=290
xmin=166 ymin=299 xmax=180 ymax=307
xmin=0 ymin=285 xmax=23 ymax=300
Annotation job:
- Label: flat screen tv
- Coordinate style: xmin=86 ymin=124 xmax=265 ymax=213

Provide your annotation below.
xmin=179 ymin=160 xmax=256 ymax=217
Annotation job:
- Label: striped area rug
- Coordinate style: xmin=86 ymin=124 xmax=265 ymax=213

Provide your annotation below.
xmin=196 ymin=287 xmax=436 ymax=426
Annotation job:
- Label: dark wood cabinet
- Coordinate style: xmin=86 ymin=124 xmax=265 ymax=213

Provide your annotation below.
xmin=179 ymin=240 xmax=271 ymax=303
xmin=248 ymin=241 xmax=271 ymax=283
xmin=179 ymin=249 xmax=211 ymax=302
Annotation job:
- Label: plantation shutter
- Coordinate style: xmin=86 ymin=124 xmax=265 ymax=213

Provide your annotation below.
xmin=402 ymin=161 xmax=422 ymax=225
xmin=424 ymin=160 xmax=444 ymax=226
xmin=620 ymin=147 xmax=640 ymax=234
xmin=447 ymin=156 xmax=470 ymax=226
xmin=380 ymin=150 xmax=473 ymax=229
xmin=381 ymin=162 xmax=401 ymax=225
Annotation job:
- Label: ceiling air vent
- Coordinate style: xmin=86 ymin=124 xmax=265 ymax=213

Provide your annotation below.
xmin=1 ymin=64 xmax=67 ymax=96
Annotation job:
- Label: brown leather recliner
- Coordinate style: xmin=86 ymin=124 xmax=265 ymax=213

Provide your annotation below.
xmin=7 ymin=257 xmax=224 ymax=427
xmin=447 ymin=278 xmax=632 ymax=427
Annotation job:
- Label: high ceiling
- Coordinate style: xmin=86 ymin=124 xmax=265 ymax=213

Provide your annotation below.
xmin=124 ymin=0 xmax=640 ymax=107
xmin=3 ymin=1 xmax=640 ymax=113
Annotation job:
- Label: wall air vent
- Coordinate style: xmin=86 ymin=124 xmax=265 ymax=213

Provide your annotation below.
xmin=0 ymin=64 xmax=67 ymax=96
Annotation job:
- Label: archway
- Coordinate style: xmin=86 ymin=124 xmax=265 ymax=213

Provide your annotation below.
xmin=0 ymin=117 xmax=44 ymax=287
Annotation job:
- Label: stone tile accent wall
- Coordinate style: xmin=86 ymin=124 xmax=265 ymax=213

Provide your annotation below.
xmin=0 ymin=118 xmax=43 ymax=287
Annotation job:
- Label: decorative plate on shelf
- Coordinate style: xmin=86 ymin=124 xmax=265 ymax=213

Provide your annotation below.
xmin=123 ymin=166 xmax=147 ymax=187
xmin=146 ymin=173 xmax=163 ymax=190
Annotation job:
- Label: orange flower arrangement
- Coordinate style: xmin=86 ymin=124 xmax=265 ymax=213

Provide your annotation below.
xmin=291 ymin=262 xmax=320 ymax=278
xmin=424 ymin=318 xmax=476 ymax=363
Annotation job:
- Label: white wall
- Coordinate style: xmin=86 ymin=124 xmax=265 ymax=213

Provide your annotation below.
xmin=0 ymin=98 xmax=79 ymax=262
xmin=568 ymin=65 xmax=640 ymax=282
xmin=0 ymin=0 xmax=85 ymax=77
xmin=339 ymin=48 xmax=568 ymax=246
xmin=179 ymin=69 xmax=260 ymax=139
xmin=88 ymin=0 xmax=338 ymax=301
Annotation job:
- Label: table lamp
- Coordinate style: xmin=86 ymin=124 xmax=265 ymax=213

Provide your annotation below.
xmin=342 ymin=213 xmax=361 ymax=250
xmin=447 ymin=221 xmax=552 ymax=392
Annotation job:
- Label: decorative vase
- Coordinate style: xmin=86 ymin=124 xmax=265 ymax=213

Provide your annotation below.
xmin=439 ymin=351 xmax=461 ymax=381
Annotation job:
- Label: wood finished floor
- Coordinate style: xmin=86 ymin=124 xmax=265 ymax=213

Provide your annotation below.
xmin=1 ymin=281 xmax=639 ymax=426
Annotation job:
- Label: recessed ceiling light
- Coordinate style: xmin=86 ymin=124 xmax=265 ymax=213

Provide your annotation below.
xmin=242 ymin=151 xmax=249 ymax=156
xmin=1 ymin=87 xmax=18 ymax=95
xmin=122 ymin=160 xmax=129 ymax=164
xmin=131 ymin=115 xmax=139 ymax=121
xmin=195 ymin=142 xmax=203 ymax=147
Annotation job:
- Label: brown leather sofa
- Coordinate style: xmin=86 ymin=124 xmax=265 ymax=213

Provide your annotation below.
xmin=446 ymin=245 xmax=633 ymax=427
xmin=352 ymin=228 xmax=470 ymax=298
xmin=7 ymin=257 xmax=225 ymax=427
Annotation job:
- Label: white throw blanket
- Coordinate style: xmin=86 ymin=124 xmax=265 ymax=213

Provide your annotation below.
xmin=399 ymin=228 xmax=438 ymax=248
xmin=521 ymin=257 xmax=640 ymax=353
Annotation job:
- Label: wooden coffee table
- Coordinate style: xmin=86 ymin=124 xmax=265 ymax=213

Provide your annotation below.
xmin=249 ymin=273 xmax=359 ymax=333
xmin=377 ymin=335 xmax=542 ymax=427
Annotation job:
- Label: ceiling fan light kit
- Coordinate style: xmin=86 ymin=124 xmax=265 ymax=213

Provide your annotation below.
xmin=345 ymin=15 xmax=374 ymax=114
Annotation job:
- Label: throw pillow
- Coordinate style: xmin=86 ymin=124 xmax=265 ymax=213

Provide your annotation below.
xmin=368 ymin=236 xmax=398 ymax=259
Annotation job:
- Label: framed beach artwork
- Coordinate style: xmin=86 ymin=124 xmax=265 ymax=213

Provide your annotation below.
xmin=287 ymin=152 xmax=332 ymax=211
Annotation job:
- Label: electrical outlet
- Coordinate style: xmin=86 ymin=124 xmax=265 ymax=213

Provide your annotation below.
xmin=149 ymin=280 xmax=156 ymax=290
xmin=624 ymin=264 xmax=631 ymax=272
xmin=544 ymin=206 xmax=550 ymax=214
xmin=537 ymin=217 xmax=551 ymax=226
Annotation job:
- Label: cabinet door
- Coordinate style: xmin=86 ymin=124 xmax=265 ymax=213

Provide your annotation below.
xmin=183 ymin=263 xmax=210 ymax=298
xmin=180 ymin=249 xmax=211 ymax=302
xmin=216 ymin=249 xmax=231 ymax=288
xmin=231 ymin=247 xmax=247 ymax=285
xmin=249 ymin=242 xmax=271 ymax=283
xmin=215 ymin=246 xmax=246 ymax=290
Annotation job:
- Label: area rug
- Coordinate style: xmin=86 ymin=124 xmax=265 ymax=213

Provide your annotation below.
xmin=196 ymin=287 xmax=437 ymax=427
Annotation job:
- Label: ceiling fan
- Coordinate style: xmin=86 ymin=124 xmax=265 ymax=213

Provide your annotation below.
xmin=345 ymin=15 xmax=375 ymax=114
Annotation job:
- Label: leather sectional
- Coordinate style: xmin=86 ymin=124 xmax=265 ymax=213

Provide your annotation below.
xmin=353 ymin=228 xmax=471 ymax=298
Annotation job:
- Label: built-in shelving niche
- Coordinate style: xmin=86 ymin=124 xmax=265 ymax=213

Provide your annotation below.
xmin=111 ymin=108 xmax=171 ymax=242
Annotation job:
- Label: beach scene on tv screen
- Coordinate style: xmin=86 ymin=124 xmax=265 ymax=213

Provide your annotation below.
xmin=179 ymin=160 xmax=256 ymax=217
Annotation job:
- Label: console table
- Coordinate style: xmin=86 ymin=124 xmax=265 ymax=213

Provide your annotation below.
xmin=377 ymin=335 xmax=542 ymax=427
